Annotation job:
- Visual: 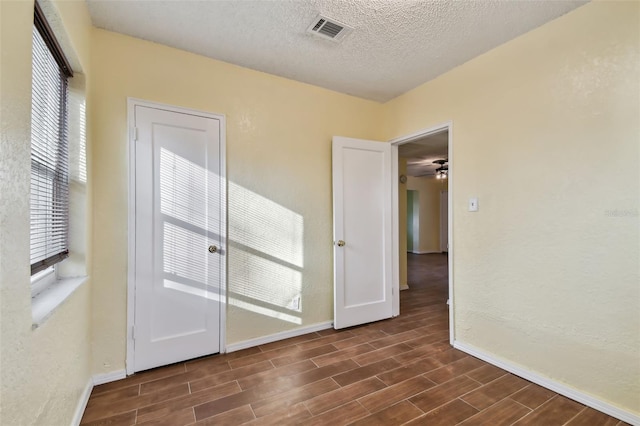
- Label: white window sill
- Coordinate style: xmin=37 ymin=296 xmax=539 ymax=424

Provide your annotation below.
xmin=31 ymin=276 xmax=88 ymax=329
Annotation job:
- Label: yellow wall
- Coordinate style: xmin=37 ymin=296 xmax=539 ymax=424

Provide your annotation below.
xmin=384 ymin=0 xmax=639 ymax=414
xmin=89 ymin=29 xmax=384 ymax=374
xmin=2 ymin=0 xmax=638 ymax=422
xmin=0 ymin=0 xmax=93 ymax=424
xmin=406 ymin=176 xmax=447 ymax=254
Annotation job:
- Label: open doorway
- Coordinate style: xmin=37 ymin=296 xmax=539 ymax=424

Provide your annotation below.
xmin=391 ymin=123 xmax=453 ymax=343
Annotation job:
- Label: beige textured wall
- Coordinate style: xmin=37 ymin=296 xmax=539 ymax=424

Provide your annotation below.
xmin=0 ymin=0 xmax=93 ymax=424
xmin=89 ymin=29 xmax=384 ymax=374
xmin=406 ymin=176 xmax=447 ymax=254
xmin=3 ymin=0 xmax=637 ymax=421
xmin=384 ymin=1 xmax=639 ymax=414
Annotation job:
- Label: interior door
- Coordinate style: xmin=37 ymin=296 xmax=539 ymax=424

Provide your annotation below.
xmin=133 ymin=104 xmax=222 ymax=372
xmin=333 ymin=136 xmax=393 ymax=329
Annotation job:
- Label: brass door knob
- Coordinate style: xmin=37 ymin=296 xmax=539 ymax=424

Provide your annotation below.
xmin=208 ymin=245 xmax=218 ymax=253
xmin=337 ymin=240 xmax=345 ymax=247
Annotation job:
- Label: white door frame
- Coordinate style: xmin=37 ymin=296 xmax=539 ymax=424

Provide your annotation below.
xmin=126 ymin=98 xmax=227 ymax=375
xmin=389 ymin=121 xmax=454 ymax=344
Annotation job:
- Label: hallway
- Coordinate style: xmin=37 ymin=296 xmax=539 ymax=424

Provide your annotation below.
xmin=405 ymin=253 xmax=449 ymax=303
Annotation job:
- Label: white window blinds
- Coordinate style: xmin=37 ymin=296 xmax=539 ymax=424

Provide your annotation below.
xmin=30 ymin=3 xmax=73 ymax=275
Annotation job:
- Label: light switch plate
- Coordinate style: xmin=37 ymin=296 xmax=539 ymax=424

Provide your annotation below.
xmin=468 ymin=197 xmax=479 ymax=212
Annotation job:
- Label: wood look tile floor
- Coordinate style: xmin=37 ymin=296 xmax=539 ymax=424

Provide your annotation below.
xmin=82 ymin=254 xmax=625 ymax=425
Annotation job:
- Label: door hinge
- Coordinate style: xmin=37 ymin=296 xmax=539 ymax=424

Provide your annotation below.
xmin=131 ymin=127 xmax=138 ymax=141
xmin=131 ymin=326 xmax=136 ymax=340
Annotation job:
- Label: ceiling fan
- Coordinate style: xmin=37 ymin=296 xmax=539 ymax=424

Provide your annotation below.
xmin=432 ymin=159 xmax=448 ymax=179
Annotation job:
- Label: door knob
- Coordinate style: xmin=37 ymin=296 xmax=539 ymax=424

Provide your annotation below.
xmin=337 ymin=240 xmax=345 ymax=247
xmin=208 ymin=245 xmax=218 ymax=253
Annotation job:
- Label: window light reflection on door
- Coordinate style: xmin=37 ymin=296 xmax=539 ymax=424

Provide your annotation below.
xmin=159 ymin=147 xmax=304 ymax=325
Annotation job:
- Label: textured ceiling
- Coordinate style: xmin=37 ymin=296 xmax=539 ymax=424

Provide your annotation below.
xmin=399 ymin=130 xmax=448 ymax=177
xmin=86 ymin=0 xmax=588 ymax=102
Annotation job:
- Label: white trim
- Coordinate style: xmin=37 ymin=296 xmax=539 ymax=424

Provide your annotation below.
xmin=31 ymin=276 xmax=87 ymax=329
xmin=126 ymin=99 xmax=136 ymax=375
xmin=226 ymin=321 xmax=333 ymax=353
xmin=389 ymin=121 xmax=454 ymax=343
xmin=389 ymin=124 xmax=450 ymax=145
xmin=92 ymin=369 xmax=127 ymax=386
xmin=71 ymin=378 xmax=92 ymax=426
xmin=391 ymin=144 xmax=400 ymax=317
xmin=218 ymin=107 xmax=228 ymax=354
xmin=399 ymin=284 xmax=410 ymax=291
xmin=447 ymin=124 xmax=454 ymax=344
xmin=407 ymin=250 xmax=440 ymax=255
xmin=454 ymin=341 xmax=640 ymax=426
xmin=126 ymin=98 xmax=228 ymax=374
xmin=30 ymin=266 xmax=56 ymax=298
xmin=70 ymin=369 xmax=131 ymax=425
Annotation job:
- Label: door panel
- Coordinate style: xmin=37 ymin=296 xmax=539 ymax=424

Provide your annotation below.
xmin=333 ymin=136 xmax=393 ymax=329
xmin=134 ymin=105 xmax=221 ymax=372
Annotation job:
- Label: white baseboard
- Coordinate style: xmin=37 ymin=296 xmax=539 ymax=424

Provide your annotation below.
xmin=400 ymin=284 xmax=410 ymax=291
xmin=71 ymin=378 xmax=93 ymax=426
xmin=71 ymin=370 xmax=127 ymax=425
xmin=92 ymin=369 xmax=127 ymax=386
xmin=408 ymin=250 xmax=439 ymax=254
xmin=226 ymin=321 xmax=333 ymax=353
xmin=453 ymin=341 xmax=640 ymax=426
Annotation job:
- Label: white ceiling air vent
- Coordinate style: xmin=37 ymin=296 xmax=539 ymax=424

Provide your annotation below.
xmin=306 ymin=14 xmax=353 ymax=42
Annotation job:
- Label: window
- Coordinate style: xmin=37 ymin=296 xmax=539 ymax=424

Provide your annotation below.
xmin=30 ymin=1 xmax=74 ymax=275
